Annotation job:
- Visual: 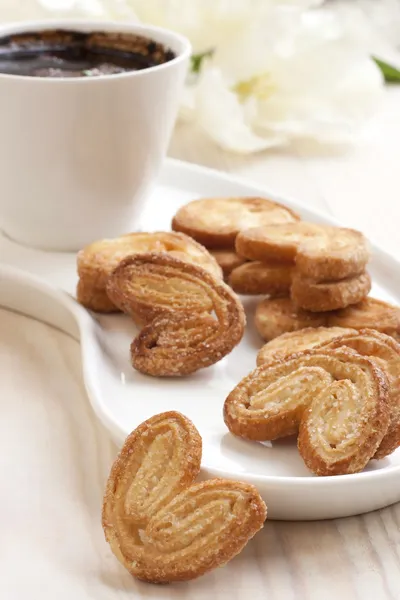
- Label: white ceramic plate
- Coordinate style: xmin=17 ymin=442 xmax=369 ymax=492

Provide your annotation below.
xmin=2 ymin=158 xmax=400 ymax=521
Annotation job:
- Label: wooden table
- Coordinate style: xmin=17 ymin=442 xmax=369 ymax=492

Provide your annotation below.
xmin=2 ymin=93 xmax=400 ymax=600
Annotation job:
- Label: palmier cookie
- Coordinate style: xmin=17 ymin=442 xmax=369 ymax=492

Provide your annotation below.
xmin=210 ymin=250 xmax=247 ymax=279
xmin=236 ymin=223 xmax=370 ymax=280
xmin=256 ymin=326 xmax=356 ymax=366
xmin=255 ymin=297 xmax=327 ymax=342
xmin=329 ymin=298 xmax=400 ymax=340
xmin=102 ymin=411 xmax=267 ymax=583
xmin=107 ymin=253 xmax=246 ymax=376
xmin=77 ymin=231 xmax=222 ymax=312
xmin=224 ymin=349 xmax=389 ymax=476
xmin=172 ymin=197 xmax=300 ymax=249
xmin=255 ymin=297 xmax=400 ymax=342
xmin=291 ymin=271 xmax=371 ymax=312
xmin=76 ymin=278 xmax=118 ymax=313
xmin=257 ymin=328 xmax=400 ymax=459
xmin=229 ymin=261 xmax=293 ymax=296
xmin=321 ymin=329 xmax=400 ymax=459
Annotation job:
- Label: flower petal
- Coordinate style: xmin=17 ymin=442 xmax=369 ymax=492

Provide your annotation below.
xmin=194 ymin=68 xmax=286 ymax=154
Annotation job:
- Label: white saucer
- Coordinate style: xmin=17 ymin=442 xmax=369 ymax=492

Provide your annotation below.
xmin=1 ymin=158 xmax=400 ymax=521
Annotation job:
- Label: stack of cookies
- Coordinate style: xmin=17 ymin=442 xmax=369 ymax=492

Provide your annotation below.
xmin=171 ymin=196 xmax=300 ymax=281
xmin=76 ymin=197 xmax=400 ymax=359
xmin=242 ymin=223 xmax=400 ymax=342
xmin=236 ymin=221 xmax=371 ymax=311
xmin=171 ymin=196 xmax=381 ymax=340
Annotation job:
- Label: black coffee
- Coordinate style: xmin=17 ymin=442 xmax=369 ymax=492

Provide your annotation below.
xmin=0 ymin=29 xmax=176 ymax=78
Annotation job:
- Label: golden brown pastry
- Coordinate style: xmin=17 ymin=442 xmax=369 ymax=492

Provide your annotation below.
xmin=107 ymin=251 xmax=213 ymax=326
xmin=210 ymin=250 xmax=247 ymax=279
xmin=236 ymin=222 xmax=321 ymax=262
xmin=297 ymin=353 xmax=389 ymax=476
xmin=254 ymin=296 xmax=400 ymax=342
xmin=76 ymin=231 xmax=222 ymax=312
xmin=107 ymin=253 xmax=246 ymax=376
xmin=229 ymin=261 xmax=293 ymax=296
xmin=236 ymin=223 xmax=369 ymax=280
xmin=171 ymin=197 xmax=300 ymax=249
xmin=224 ymin=349 xmax=389 ymax=475
xmin=255 ymin=297 xmax=327 ymax=341
xmin=291 ymin=272 xmax=371 ymax=312
xmin=296 ymin=227 xmax=370 ymax=281
xmin=76 ymin=278 xmax=118 ymax=313
xmin=321 ymin=329 xmax=400 ymax=459
xmin=256 ymin=326 xmax=356 ymax=366
xmin=102 ymin=411 xmax=267 ymax=583
xmin=257 ymin=327 xmax=400 ymax=460
xmin=329 ymin=298 xmax=400 ymax=339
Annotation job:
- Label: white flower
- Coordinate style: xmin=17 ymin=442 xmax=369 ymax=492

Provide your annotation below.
xmin=128 ymin=0 xmax=323 ymax=54
xmin=36 ymin=0 xmax=136 ymax=20
xmin=181 ymin=7 xmax=384 ymax=153
xmin=190 ymin=67 xmax=286 ymax=153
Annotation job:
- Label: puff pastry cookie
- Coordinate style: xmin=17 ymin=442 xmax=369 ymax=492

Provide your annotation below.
xmin=102 ymin=411 xmax=267 ymax=583
xmin=229 ymin=261 xmax=293 ymax=296
xmin=256 ymin=326 xmax=356 ymax=366
xmin=107 ymin=253 xmax=246 ymax=376
xmin=76 ymin=278 xmax=118 ymax=313
xmin=291 ymin=272 xmax=371 ymax=312
xmin=329 ymin=298 xmax=400 ymax=340
xmin=76 ymin=231 xmax=222 ymax=312
xmin=236 ymin=222 xmax=321 ymax=262
xmin=236 ymin=222 xmax=369 ymax=280
xmin=210 ymin=250 xmax=247 ymax=279
xmin=224 ymin=349 xmax=389 ymax=475
xmin=255 ymin=297 xmax=400 ymax=342
xmin=255 ymin=297 xmax=327 ymax=341
xmin=320 ymin=330 xmax=400 ymax=459
xmin=172 ymin=197 xmax=300 ymax=249
xmin=257 ymin=328 xmax=400 ymax=459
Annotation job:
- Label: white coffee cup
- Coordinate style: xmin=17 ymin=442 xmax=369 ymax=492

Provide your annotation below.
xmin=0 ymin=20 xmax=190 ymax=251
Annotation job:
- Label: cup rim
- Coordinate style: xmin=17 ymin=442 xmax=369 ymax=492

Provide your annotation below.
xmin=0 ymin=19 xmax=192 ymax=82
